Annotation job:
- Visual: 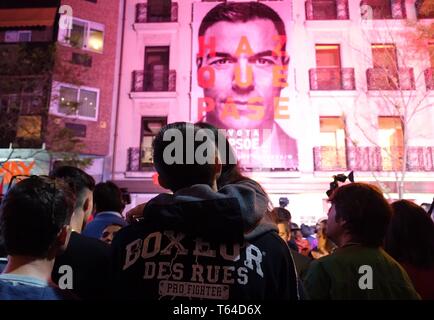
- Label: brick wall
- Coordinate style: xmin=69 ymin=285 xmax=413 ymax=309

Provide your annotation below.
xmin=49 ymin=0 xmax=120 ymax=156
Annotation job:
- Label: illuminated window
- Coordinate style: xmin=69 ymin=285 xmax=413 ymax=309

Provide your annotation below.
xmin=315 ymin=44 xmax=341 ymax=89
xmin=378 ymin=117 xmax=403 ymax=171
xmin=319 ymin=117 xmax=347 ymax=170
xmin=369 ymin=44 xmax=399 ymax=90
xmin=16 ymin=115 xmax=42 ymax=139
xmin=428 ymin=43 xmax=434 ymax=67
xmin=140 ymin=117 xmax=167 ymax=168
xmin=58 ymin=18 xmax=104 ymax=53
xmin=56 ymin=83 xmax=99 ymax=120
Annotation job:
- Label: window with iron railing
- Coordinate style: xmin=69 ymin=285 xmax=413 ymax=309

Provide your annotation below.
xmin=309 ymin=68 xmax=355 ymax=90
xmin=367 ymin=44 xmax=414 ymax=90
xmin=140 ymin=117 xmax=167 ymax=170
xmin=310 ymin=44 xmax=355 ymax=90
xmin=314 ymin=117 xmax=347 ymax=171
xmin=378 ymin=117 xmax=404 ymax=171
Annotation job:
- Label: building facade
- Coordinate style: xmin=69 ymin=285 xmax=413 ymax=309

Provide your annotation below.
xmin=112 ymin=0 xmax=434 ymax=224
xmin=0 ymin=0 xmax=121 ymax=195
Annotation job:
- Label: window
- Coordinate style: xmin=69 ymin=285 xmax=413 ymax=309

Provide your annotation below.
xmin=140 ymin=117 xmax=167 ymax=168
xmin=369 ymin=44 xmax=399 ymax=89
xmin=372 ymin=44 xmax=397 ymax=70
xmin=361 ymin=0 xmax=392 ymax=19
xmin=4 ymin=30 xmax=32 ymax=43
xmin=65 ymin=122 xmax=87 ymax=137
xmin=58 ymin=18 xmax=104 ymax=53
xmin=148 ymin=0 xmax=172 ymax=22
xmin=378 ymin=117 xmax=403 ymax=171
xmin=0 ymin=78 xmax=47 ymax=148
xmin=54 ymin=83 xmax=99 ymax=120
xmin=312 ymin=0 xmax=337 ymax=20
xmin=71 ymin=52 xmax=92 ymax=67
xmin=144 ymin=46 xmax=170 ymax=91
xmin=416 ymin=0 xmax=434 ymax=19
xmin=316 ymin=44 xmax=341 ymax=67
xmin=319 ymin=117 xmax=347 ymax=169
xmin=16 ymin=115 xmax=42 ymax=139
xmin=429 ymin=43 xmax=434 ymax=67
xmin=314 ymin=44 xmax=341 ymax=89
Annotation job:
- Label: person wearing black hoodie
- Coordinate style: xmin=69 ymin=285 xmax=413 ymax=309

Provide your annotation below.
xmin=111 ymin=122 xmax=298 ymax=300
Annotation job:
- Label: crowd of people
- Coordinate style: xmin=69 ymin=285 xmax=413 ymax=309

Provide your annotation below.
xmin=0 ymin=122 xmax=433 ymax=301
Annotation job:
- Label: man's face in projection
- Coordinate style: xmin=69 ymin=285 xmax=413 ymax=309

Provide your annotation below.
xmin=201 ymin=19 xmax=285 ymax=129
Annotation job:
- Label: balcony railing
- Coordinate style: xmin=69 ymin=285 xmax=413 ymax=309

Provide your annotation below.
xmin=313 ymin=146 xmax=348 ymax=171
xmin=367 ymin=68 xmax=415 ymax=90
xmin=127 ymin=147 xmax=140 ymax=171
xmin=314 ymin=146 xmax=434 ymax=172
xmin=128 ymin=147 xmax=158 ymax=172
xmin=306 ymin=0 xmax=349 ymax=20
xmin=129 ymin=145 xmax=434 ymax=172
xmin=424 ymin=68 xmax=434 ymax=90
xmin=131 ymin=70 xmax=176 ymax=92
xmin=309 ymin=68 xmax=355 ymax=90
xmin=135 ymin=2 xmax=178 ymax=23
xmin=407 ymin=147 xmax=434 ymax=171
xmin=360 ymin=0 xmax=406 ymax=19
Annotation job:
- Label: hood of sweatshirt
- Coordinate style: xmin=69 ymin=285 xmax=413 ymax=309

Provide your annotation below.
xmin=220 ymin=179 xmax=277 ymax=240
xmin=142 ymin=180 xmax=275 ymax=242
xmin=143 ymin=184 xmax=244 ymax=242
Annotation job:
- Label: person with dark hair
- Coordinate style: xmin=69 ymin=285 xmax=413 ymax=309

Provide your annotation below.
xmin=268 ymin=207 xmax=312 ymax=283
xmin=111 ymin=122 xmax=298 ymax=300
xmin=310 ymin=219 xmax=337 ymax=260
xmin=0 ymin=176 xmax=75 ymax=299
xmin=195 ymin=122 xmax=272 ymax=216
xmin=385 ymin=200 xmax=434 ymax=299
xmin=100 ymin=224 xmax=124 ymax=245
xmin=49 ymin=166 xmax=111 ymax=300
xmin=196 ymin=1 xmax=298 ymax=169
xmin=304 ymin=183 xmax=420 ymax=299
xmin=269 ymin=208 xmax=292 ymax=247
xmin=49 ymin=165 xmax=95 ymax=233
xmin=82 ymin=181 xmax=127 ymax=241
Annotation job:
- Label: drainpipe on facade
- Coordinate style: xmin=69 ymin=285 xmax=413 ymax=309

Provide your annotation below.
xmin=104 ymin=0 xmax=126 ymax=181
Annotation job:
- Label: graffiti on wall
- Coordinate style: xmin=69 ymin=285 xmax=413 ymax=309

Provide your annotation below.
xmin=0 ymin=161 xmax=35 ymax=194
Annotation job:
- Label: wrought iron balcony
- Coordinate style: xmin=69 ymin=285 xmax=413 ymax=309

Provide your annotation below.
xmin=309 ymin=68 xmax=355 ymax=90
xmin=305 ymin=0 xmax=349 ymax=20
xmin=367 ymin=68 xmax=415 ymax=90
xmin=131 ymin=70 xmax=176 ymax=92
xmin=346 ymin=146 xmax=383 ymax=171
xmin=135 ymin=2 xmax=178 ymax=23
xmin=407 ymin=146 xmax=434 ymax=171
xmin=424 ymin=68 xmax=434 ymax=90
xmin=313 ymin=146 xmax=348 ymax=171
xmin=127 ymin=147 xmax=140 ymax=171
xmin=130 ymin=145 xmax=434 ymax=172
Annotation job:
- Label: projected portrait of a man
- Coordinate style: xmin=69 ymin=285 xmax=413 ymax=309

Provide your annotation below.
xmin=195 ymin=1 xmax=298 ymax=170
